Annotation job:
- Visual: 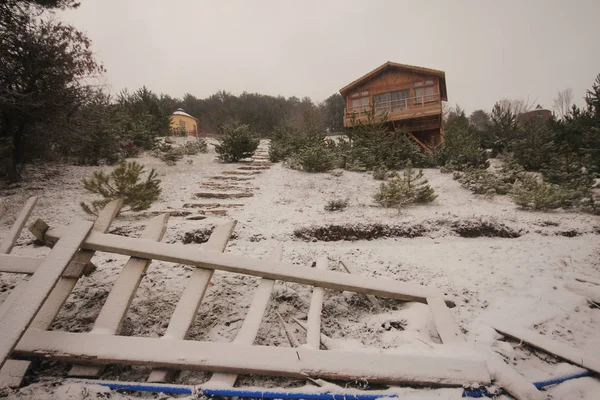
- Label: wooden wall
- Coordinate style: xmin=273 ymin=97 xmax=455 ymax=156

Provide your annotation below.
xmin=345 ymin=70 xmax=440 ymax=108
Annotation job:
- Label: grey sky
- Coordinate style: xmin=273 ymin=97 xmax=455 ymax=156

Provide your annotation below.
xmin=61 ymin=0 xmax=600 ymax=113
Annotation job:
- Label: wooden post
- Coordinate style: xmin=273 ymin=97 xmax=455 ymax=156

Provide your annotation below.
xmin=0 ymin=220 xmax=93 ymax=368
xmin=306 ymin=257 xmax=327 ymax=349
xmin=209 ymin=245 xmax=283 ymax=386
xmin=147 ymin=220 xmax=237 ymax=383
xmin=0 ymin=199 xmax=122 ymax=388
xmin=0 ymin=196 xmax=37 ymax=254
xmin=68 ymin=213 xmax=170 ymax=377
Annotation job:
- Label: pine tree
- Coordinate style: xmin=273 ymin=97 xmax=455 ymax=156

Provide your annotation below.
xmin=374 ymin=161 xmax=437 ymax=208
xmin=439 ymin=106 xmax=488 ymax=170
xmin=80 ymin=161 xmax=161 ymax=215
xmin=214 ymin=123 xmax=260 ymax=162
xmin=510 ymin=174 xmax=567 ymax=211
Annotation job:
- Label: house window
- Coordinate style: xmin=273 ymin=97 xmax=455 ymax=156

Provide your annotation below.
xmin=351 ymin=96 xmax=369 ymax=111
xmin=179 ymin=120 xmax=186 ymax=129
xmin=373 ymin=89 xmax=410 ymax=112
xmin=414 ymin=86 xmax=436 ymax=103
xmin=414 ymin=79 xmax=434 ymax=87
xmin=351 ymin=90 xmax=368 ymax=98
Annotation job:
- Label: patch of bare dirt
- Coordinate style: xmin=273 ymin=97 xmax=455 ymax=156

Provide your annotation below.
xmin=211 ymin=175 xmax=254 ymax=181
xmin=183 ymin=202 xmax=244 ymax=209
xmin=223 ymin=170 xmax=262 ymax=175
xmin=195 ymin=192 xmax=254 ymax=199
xmin=294 ymin=223 xmax=431 ymax=242
xmin=450 ymin=220 xmax=523 ymax=238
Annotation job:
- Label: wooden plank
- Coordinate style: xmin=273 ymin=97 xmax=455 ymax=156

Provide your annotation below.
xmin=0 ymin=254 xmax=41 ymax=274
xmin=340 ymin=259 xmax=380 ymax=308
xmin=68 ymin=213 xmax=170 ymax=377
xmin=0 ymin=254 xmax=87 ymax=278
xmin=0 ymin=200 xmax=122 ymax=388
xmin=15 ymin=329 xmax=491 ymax=386
xmin=0 ymin=220 xmax=93 ymax=368
xmin=147 ymin=220 xmax=237 ymax=383
xmin=0 ymin=360 xmax=29 ymax=389
xmin=493 ymin=324 xmax=600 ymax=375
xmin=44 ymin=227 xmax=448 ymax=304
xmin=0 ymin=196 xmax=37 ymax=254
xmin=486 ymin=359 xmax=546 ymax=400
xmin=306 ymin=256 xmax=327 ymax=349
xmin=426 ymin=297 xmax=464 ymax=345
xmin=427 ymin=299 xmax=542 ymax=400
xmin=209 ymin=245 xmax=283 ymax=386
xmin=29 ymin=199 xmax=123 ymax=330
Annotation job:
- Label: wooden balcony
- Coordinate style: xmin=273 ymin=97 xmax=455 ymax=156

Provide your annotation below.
xmin=343 ymin=94 xmax=442 ymax=127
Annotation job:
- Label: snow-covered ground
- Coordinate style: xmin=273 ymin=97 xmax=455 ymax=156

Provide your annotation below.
xmin=1 ymin=138 xmax=599 ymax=399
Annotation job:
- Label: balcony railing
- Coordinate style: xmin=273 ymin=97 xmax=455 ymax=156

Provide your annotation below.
xmin=345 ymin=93 xmax=441 ymax=117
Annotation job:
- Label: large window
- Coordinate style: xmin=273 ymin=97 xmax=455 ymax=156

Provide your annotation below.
xmin=414 ymin=79 xmax=436 ymax=103
xmin=351 ymin=96 xmax=369 ymax=110
xmin=374 ymin=89 xmax=410 ymax=112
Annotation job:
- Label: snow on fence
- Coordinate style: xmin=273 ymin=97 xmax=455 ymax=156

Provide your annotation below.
xmin=0 ymin=197 xmax=589 ymax=399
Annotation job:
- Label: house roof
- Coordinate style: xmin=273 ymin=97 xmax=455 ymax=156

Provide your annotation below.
xmin=172 ymin=108 xmax=198 ymax=121
xmin=339 ymin=61 xmax=448 ymax=101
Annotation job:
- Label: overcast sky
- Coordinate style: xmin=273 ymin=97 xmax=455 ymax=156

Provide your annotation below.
xmin=60 ymin=0 xmax=600 ymax=113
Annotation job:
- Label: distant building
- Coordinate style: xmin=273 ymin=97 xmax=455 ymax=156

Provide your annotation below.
xmin=170 ymin=108 xmax=199 ymax=136
xmin=518 ymin=105 xmax=552 ymax=124
xmin=339 ymin=61 xmax=448 ymax=151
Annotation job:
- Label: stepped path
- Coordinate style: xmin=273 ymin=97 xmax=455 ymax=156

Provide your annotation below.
xmin=181 ymin=142 xmax=272 ymax=218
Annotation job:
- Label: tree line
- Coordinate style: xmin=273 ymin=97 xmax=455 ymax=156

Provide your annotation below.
xmin=0 ymin=0 xmax=345 ymax=181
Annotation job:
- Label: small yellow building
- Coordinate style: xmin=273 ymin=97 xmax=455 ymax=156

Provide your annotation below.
xmin=170 ymin=108 xmax=199 ymax=136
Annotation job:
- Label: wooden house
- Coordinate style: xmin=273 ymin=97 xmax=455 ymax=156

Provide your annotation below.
xmin=170 ymin=108 xmax=199 ymax=136
xmin=339 ymin=62 xmax=448 ymax=151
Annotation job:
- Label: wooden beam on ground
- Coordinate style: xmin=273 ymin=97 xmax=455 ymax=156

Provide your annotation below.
xmin=306 ymin=257 xmax=327 ymax=349
xmin=0 ymin=197 xmax=37 ymax=254
xmin=147 ymin=220 xmax=237 ymax=383
xmin=427 ymin=299 xmax=542 ymax=400
xmin=0 ymin=220 xmax=93 ymax=369
xmin=0 ymin=254 xmax=41 ymax=274
xmin=426 ymin=297 xmax=464 ymax=345
xmin=15 ymin=329 xmax=491 ymax=386
xmin=340 ymin=259 xmax=381 ymax=309
xmin=209 ymin=244 xmax=283 ymax=386
xmin=486 ymin=359 xmax=546 ymax=400
xmin=68 ymin=213 xmax=170 ymax=378
xmin=494 ymin=324 xmax=600 ymax=375
xmin=0 ymin=200 xmax=122 ymax=388
xmin=44 ymin=227 xmax=449 ymax=305
xmin=28 ymin=200 xmax=122 ymax=331
xmin=0 ymin=254 xmax=90 ymax=278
